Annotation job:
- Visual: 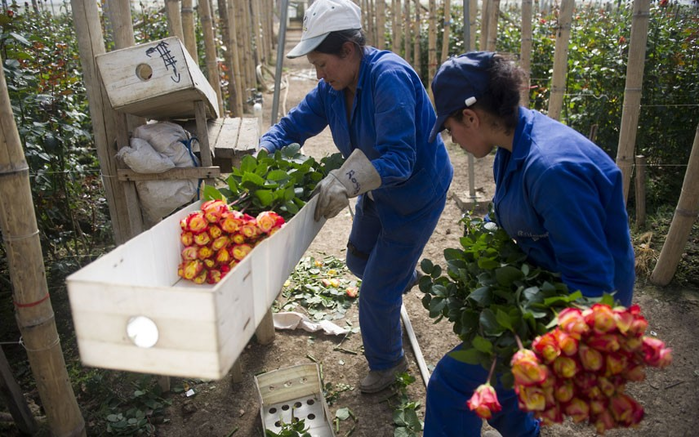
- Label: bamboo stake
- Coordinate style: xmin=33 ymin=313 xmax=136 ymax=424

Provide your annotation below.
xmin=235 ymin=0 xmax=252 ymax=106
xmin=427 ymin=0 xmax=437 ymax=98
xmin=650 ymin=123 xmax=699 ymax=286
xmin=227 ymin=0 xmax=245 ymax=115
xmin=480 ymin=0 xmax=490 ymax=50
xmin=635 ymin=155 xmax=646 ymax=228
xmin=485 ymin=0 xmax=500 ymax=52
xmin=468 ymin=0 xmax=477 ymax=51
xmin=72 ymin=0 xmax=134 ymax=244
xmin=243 ymin=0 xmax=257 ymax=91
xmin=218 ymin=0 xmax=237 ymax=117
xmin=546 ymin=0 xmax=574 ymax=121
xmin=440 ymin=0 xmax=451 ymax=63
xmin=403 ymin=0 xmax=411 ymax=63
xmin=520 ymin=0 xmax=533 ymax=107
xmin=413 ymin=0 xmax=421 ymax=74
xmin=182 ymin=0 xmax=198 ymax=60
xmin=199 ymin=0 xmax=224 ymax=116
xmin=393 ymin=0 xmax=402 ymax=55
xmin=250 ymin=0 xmax=266 ymax=64
xmin=0 ymin=53 xmax=86 ymax=437
xmin=164 ymin=0 xmax=185 ymax=41
xmin=376 ymin=0 xmax=385 ymax=49
xmin=615 ymin=0 xmax=651 ymax=203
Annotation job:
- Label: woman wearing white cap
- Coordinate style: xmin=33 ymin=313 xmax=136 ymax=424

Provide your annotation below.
xmin=259 ymin=0 xmax=453 ymax=393
xmin=423 ymin=52 xmax=635 ymax=436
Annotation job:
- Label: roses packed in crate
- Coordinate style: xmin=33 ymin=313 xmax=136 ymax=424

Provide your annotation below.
xmin=419 ymin=213 xmax=672 ymax=434
xmin=178 ymin=144 xmax=343 ymax=284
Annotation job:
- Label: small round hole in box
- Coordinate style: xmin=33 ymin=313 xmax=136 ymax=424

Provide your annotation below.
xmin=126 ymin=316 xmax=159 ymax=348
xmin=135 ymin=63 xmax=153 ymax=81
xmin=306 ymin=399 xmax=315 ymax=405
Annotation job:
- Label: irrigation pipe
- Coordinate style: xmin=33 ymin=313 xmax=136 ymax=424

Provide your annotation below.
xmin=401 ymin=303 xmax=430 ymax=388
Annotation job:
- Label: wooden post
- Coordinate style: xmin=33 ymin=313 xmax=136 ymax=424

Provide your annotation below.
xmin=485 ymin=0 xmax=500 ymax=52
xmin=234 ymin=0 xmax=252 ymax=109
xmin=520 ymin=0 xmax=533 ymax=107
xmin=0 ymin=347 xmax=38 ymax=435
xmin=440 ymin=0 xmax=451 ymax=63
xmin=480 ymin=0 xmax=490 ymax=50
xmin=255 ymin=309 xmax=276 ymax=345
xmin=546 ymin=0 xmax=574 ymax=121
xmin=427 ymin=0 xmax=437 ymax=98
xmin=634 ymin=155 xmax=647 ymax=228
xmin=181 ymin=0 xmax=198 ymax=60
xmin=403 ymin=0 xmax=411 ymax=64
xmin=250 ymin=0 xmax=266 ymax=64
xmin=218 ymin=0 xmax=237 ymax=117
xmin=468 ymin=0 xmax=477 ymax=51
xmin=164 ymin=0 xmax=185 ymax=41
xmin=0 ymin=54 xmax=86 ymax=437
xmin=376 ymin=0 xmax=385 ymax=49
xmin=199 ymin=0 xmax=225 ymax=116
xmin=413 ymin=0 xmax=421 ymax=74
xmin=616 ymin=0 xmax=651 ymax=203
xmin=393 ymin=0 xmax=402 ymax=55
xmin=72 ymin=0 xmax=135 ymax=244
xmin=226 ymin=0 xmax=245 ymax=115
xmin=650 ymin=123 xmax=699 ymax=286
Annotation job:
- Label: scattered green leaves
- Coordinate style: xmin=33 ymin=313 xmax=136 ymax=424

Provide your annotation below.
xmin=391 ymin=373 xmax=422 ymax=437
xmin=265 ymin=417 xmax=311 ymax=437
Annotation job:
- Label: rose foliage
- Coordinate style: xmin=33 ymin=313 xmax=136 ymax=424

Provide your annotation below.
xmin=419 ymin=213 xmax=672 ymax=433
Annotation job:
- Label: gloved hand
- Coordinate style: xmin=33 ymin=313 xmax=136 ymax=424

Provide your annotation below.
xmin=313 ymin=149 xmax=381 ymax=221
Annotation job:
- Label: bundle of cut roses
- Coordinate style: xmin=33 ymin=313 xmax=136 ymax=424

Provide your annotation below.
xmin=468 ymin=302 xmax=672 ymax=434
xmin=419 ymin=213 xmax=672 ymax=434
xmin=178 ymin=199 xmax=284 ymax=284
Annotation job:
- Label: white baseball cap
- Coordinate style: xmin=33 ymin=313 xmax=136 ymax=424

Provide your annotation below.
xmin=287 ymin=0 xmax=362 ymax=59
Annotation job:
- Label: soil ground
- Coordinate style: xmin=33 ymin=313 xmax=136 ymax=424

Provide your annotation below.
xmin=2 ymin=28 xmax=698 ymax=437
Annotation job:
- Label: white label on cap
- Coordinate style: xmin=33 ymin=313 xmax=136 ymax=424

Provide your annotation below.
xmin=465 ymin=96 xmax=477 ymax=107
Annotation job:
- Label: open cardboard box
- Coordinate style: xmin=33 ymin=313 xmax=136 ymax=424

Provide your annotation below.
xmin=66 ymin=197 xmax=324 ymax=379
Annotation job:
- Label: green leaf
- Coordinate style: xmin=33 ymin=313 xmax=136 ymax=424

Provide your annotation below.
xmin=468 ymin=286 xmax=492 ymax=306
xmin=255 ymin=189 xmax=274 ymax=206
xmin=479 ymin=309 xmax=504 ymax=336
xmin=420 ymin=258 xmax=434 ymax=275
xmin=495 ymin=308 xmax=514 ymax=331
xmin=335 ymin=407 xmax=351 ymax=421
xmin=495 ymin=265 xmax=524 ymax=286
xmin=202 ymin=185 xmax=226 ymax=201
xmin=472 ymin=335 xmax=493 ymax=353
xmin=240 ymin=154 xmax=257 ymax=172
xmin=242 ymin=171 xmax=265 ymax=186
xmin=449 ymin=348 xmax=482 ymax=365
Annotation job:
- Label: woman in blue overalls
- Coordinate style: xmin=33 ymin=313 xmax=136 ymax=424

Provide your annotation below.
xmin=423 ymin=51 xmax=636 ymax=436
xmin=258 ymin=0 xmax=453 ymax=393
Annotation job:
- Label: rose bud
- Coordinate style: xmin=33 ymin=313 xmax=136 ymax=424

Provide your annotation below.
xmin=565 ymin=398 xmax=590 ymax=423
xmin=586 ymin=303 xmax=618 ymax=334
xmin=558 ymin=308 xmax=590 ymax=339
xmin=587 ymin=333 xmax=621 ymax=353
xmin=185 ymin=211 xmax=208 ymax=233
xmin=228 ymin=260 xmax=238 ymax=270
xmin=346 ymin=286 xmax=359 ymax=298
xmin=256 ymin=211 xmax=285 ymax=234
xmin=215 ymin=247 xmax=231 ymax=265
xmin=622 ymin=364 xmax=646 ymax=382
xmin=269 ymin=225 xmax=283 ymax=236
xmin=621 ymin=335 xmax=643 ymax=353
xmin=211 ymin=235 xmax=230 ymax=251
xmin=197 ymin=245 xmax=214 ymax=260
xmin=553 ymin=329 xmax=579 ymax=356
xmin=610 ymin=393 xmax=644 ymax=426
xmin=597 ymin=376 xmax=617 ymax=397
xmin=183 ymin=260 xmax=203 ymax=280
xmin=180 ymin=217 xmax=188 ymax=230
xmin=552 ymin=356 xmax=579 ymax=379
xmin=231 ymin=232 xmax=246 ymax=245
xmin=181 ymin=231 xmax=194 ymax=246
xmin=203 ymin=258 xmax=215 ymax=268
xmin=589 ymin=398 xmax=608 ymax=416
xmin=533 ymin=332 xmax=561 ymax=364
xmin=240 ymin=223 xmax=260 ymax=240
xmin=193 ymin=231 xmax=211 ymax=246
xmin=593 ymin=409 xmax=616 ymax=434
xmin=181 ymin=246 xmax=199 ymax=261
xmin=628 ymin=315 xmax=649 ymax=337
xmin=613 ymin=307 xmax=635 ymax=334
xmin=208 ymin=224 xmax=223 ymax=239
xmin=221 ymin=211 xmax=243 ymax=233
xmin=193 ymin=270 xmax=208 ymax=284
xmin=511 ymin=349 xmax=548 ymax=386
xmin=467 ymin=383 xmax=502 ymax=420
xmin=201 ymin=199 xmax=228 ymax=223
xmin=605 ymin=352 xmax=627 ymax=376
xmin=231 ymin=244 xmax=253 ymax=261
xmin=177 ymin=262 xmax=186 ymax=278
xmin=554 ymin=379 xmax=575 ymax=403
xmin=579 ymin=344 xmax=604 ymax=372
xmin=535 ymin=405 xmax=563 ymax=426
xmin=517 ymin=386 xmax=546 ymax=412
xmin=207 ymin=269 xmax=223 ymax=284
xmin=642 ymin=336 xmax=673 ymax=368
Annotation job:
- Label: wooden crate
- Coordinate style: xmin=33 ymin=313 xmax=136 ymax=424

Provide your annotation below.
xmin=66 ymin=198 xmax=325 ymax=380
xmin=255 ymin=364 xmax=335 ymax=437
xmin=96 ymin=37 xmax=219 ymax=120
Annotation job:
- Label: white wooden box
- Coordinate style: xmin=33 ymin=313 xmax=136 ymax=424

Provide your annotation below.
xmin=96 ymin=37 xmax=219 ymax=120
xmin=255 ymin=364 xmax=335 ymax=437
xmin=66 ymin=197 xmax=324 ymax=380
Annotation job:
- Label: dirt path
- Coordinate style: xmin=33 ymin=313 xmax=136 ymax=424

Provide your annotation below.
xmin=157 ymin=30 xmax=699 ymax=437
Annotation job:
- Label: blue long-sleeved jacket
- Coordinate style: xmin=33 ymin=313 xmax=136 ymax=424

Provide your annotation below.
xmin=259 ymin=47 xmax=453 ymax=225
xmin=493 ymin=108 xmax=635 ymax=306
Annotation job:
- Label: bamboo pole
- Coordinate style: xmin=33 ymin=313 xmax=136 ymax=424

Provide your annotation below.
xmin=226 ymin=0 xmax=245 ymax=115
xmin=182 ymin=0 xmax=198 ymax=60
xmin=164 ymin=0 xmax=185 ymax=41
xmin=393 ymin=0 xmax=402 ymax=55
xmin=440 ymin=0 xmax=451 ymax=63
xmin=520 ymin=0 xmax=533 ymax=107
xmin=635 ymin=155 xmax=646 ymax=228
xmin=72 ymin=0 xmax=135 ymax=244
xmin=218 ymin=0 xmax=237 ymax=117
xmin=615 ymin=0 xmax=651 ymax=203
xmin=250 ymin=0 xmax=266 ymax=64
xmin=413 ymin=0 xmax=421 ymax=75
xmin=427 ymin=0 xmax=437 ymax=98
xmin=546 ymin=0 xmax=574 ymax=121
xmin=480 ymin=0 xmax=490 ymax=50
xmin=199 ymin=0 xmax=224 ymax=116
xmin=468 ymin=0 xmax=477 ymax=51
xmin=0 ymin=54 xmax=86 ymax=437
xmin=485 ymin=0 xmax=500 ymax=52
xmin=650 ymin=123 xmax=699 ymax=286
xmin=235 ymin=0 xmax=253 ymax=106
xmin=403 ymin=0 xmax=411 ymax=63
xmin=376 ymin=0 xmax=385 ymax=49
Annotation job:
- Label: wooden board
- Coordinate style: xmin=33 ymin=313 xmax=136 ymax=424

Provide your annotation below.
xmin=96 ymin=37 xmax=219 ymax=120
xmin=66 ymin=198 xmax=325 ymax=380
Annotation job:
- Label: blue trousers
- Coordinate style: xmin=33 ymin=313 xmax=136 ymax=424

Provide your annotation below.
xmin=346 ymin=193 xmax=446 ymax=371
xmin=424 ymin=344 xmax=541 ymax=437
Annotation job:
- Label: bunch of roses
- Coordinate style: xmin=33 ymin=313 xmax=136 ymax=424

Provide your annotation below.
xmin=177 ymin=200 xmax=285 ymax=284
xmin=468 ymin=303 xmax=672 ymax=434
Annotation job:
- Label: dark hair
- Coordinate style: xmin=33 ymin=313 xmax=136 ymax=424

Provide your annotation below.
xmin=452 ymin=54 xmax=524 ymax=134
xmin=315 ymin=29 xmax=366 ymax=57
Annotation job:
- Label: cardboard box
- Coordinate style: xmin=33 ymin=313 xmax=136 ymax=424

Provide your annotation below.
xmin=255 ymin=364 xmax=335 ymax=437
xmin=96 ymin=37 xmax=219 ymax=120
xmin=66 ymin=197 xmax=324 ymax=380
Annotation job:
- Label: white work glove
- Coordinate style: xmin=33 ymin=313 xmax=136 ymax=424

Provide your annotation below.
xmin=313 ymin=149 xmax=382 ymax=221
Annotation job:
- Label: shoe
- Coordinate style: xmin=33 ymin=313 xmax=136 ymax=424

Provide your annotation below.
xmin=403 ymin=270 xmax=424 ymax=294
xmin=359 ymin=357 xmax=409 ymax=393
